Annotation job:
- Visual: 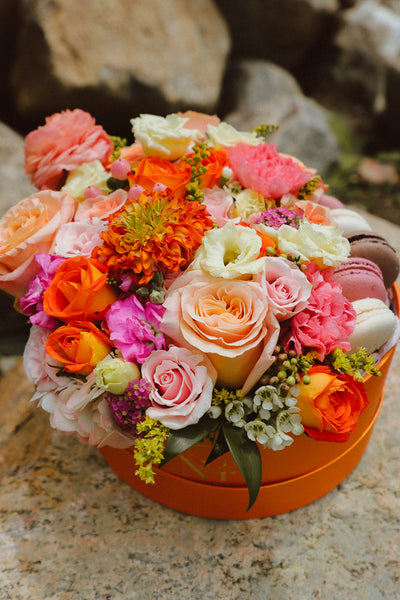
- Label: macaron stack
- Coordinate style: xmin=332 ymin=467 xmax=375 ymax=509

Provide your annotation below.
xmin=332 ymin=221 xmax=400 ymax=354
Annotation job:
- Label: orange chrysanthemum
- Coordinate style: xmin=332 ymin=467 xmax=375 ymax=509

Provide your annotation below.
xmin=93 ymin=191 xmax=213 ymax=285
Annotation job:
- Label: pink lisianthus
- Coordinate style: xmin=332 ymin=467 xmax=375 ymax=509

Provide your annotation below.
xmin=75 ymin=189 xmax=128 ymax=221
xmin=0 ymin=190 xmax=75 ymax=298
xmin=160 ymin=270 xmax=280 ymax=394
xmin=105 ymin=294 xmax=166 ymax=364
xmin=254 ymin=257 xmax=312 ymax=321
xmin=202 ymin=187 xmax=239 ymax=227
xmin=52 ymin=218 xmax=107 ymax=257
xmin=281 ymin=261 xmax=356 ymax=360
xmin=142 ymin=345 xmax=216 ymax=429
xmin=20 ymin=253 xmax=66 ymax=328
xmin=24 ymin=109 xmax=114 ymax=190
xmin=228 ymin=142 xmax=314 ymax=199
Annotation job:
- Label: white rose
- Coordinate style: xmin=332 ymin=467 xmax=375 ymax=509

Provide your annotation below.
xmin=191 ymin=222 xmax=267 ymax=278
xmin=61 ymin=160 xmax=109 ymax=200
xmin=277 ymin=219 xmax=351 ymax=267
xmin=207 ymin=122 xmax=262 ymax=147
xmin=130 ymin=113 xmax=202 ymax=160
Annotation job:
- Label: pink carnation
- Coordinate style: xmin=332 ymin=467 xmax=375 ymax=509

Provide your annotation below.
xmin=24 ymin=109 xmax=114 ymax=190
xmin=105 ymin=294 xmax=166 ymax=364
xmin=281 ymin=261 xmax=356 ymax=360
xmin=228 ymin=142 xmax=314 ymax=199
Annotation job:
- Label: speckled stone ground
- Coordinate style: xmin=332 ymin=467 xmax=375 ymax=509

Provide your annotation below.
xmin=1 ymin=209 xmax=400 ymax=600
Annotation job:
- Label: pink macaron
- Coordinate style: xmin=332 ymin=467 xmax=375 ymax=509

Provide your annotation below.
xmin=333 ymin=257 xmax=388 ymax=304
xmin=346 ymin=230 xmax=400 ymax=288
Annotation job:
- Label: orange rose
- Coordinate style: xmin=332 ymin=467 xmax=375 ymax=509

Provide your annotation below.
xmin=198 ymin=148 xmax=229 ymax=189
xmin=45 ymin=321 xmax=112 ymax=376
xmin=296 ymin=365 xmax=369 ymax=442
xmin=130 ymin=156 xmax=190 ymax=197
xmin=43 ymin=256 xmax=117 ymax=322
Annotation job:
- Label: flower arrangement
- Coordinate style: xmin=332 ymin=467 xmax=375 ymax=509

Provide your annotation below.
xmin=1 ymin=108 xmax=399 ymax=511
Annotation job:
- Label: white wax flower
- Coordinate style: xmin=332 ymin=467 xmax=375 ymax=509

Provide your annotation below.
xmin=61 ymin=160 xmax=109 ymax=200
xmin=192 ymin=222 xmax=267 ymax=278
xmin=131 ymin=113 xmax=202 ymax=160
xmin=207 ymin=122 xmax=262 ymax=147
xmin=277 ymin=219 xmax=351 ymax=268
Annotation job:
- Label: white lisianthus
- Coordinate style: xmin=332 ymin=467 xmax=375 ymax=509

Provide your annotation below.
xmin=277 ymin=219 xmax=351 ymax=267
xmin=207 ymin=122 xmax=262 ymax=147
xmin=233 ymin=188 xmax=267 ymax=219
xmin=94 ymin=356 xmax=140 ymax=395
xmin=61 ymin=160 xmax=109 ymax=200
xmin=130 ymin=113 xmax=202 ymax=160
xmin=191 ymin=222 xmax=267 ymax=278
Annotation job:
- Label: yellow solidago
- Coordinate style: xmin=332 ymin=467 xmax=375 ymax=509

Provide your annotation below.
xmin=296 ymin=176 xmax=322 ymax=200
xmin=133 ymin=416 xmax=169 ymax=484
xmin=212 ymin=388 xmax=242 ymax=407
xmin=329 ymin=348 xmax=381 ymax=381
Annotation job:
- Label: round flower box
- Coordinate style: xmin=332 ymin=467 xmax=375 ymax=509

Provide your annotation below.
xmin=100 ymin=284 xmax=399 ymax=520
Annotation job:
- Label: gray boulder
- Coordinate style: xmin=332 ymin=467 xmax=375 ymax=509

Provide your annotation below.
xmin=0 ymin=122 xmax=35 ymax=216
xmin=333 ymin=0 xmax=400 ymax=123
xmin=11 ymin=0 xmax=230 ymax=126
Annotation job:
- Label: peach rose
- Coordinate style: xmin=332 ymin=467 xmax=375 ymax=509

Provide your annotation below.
xmin=130 ymin=156 xmax=190 ymax=197
xmin=177 ymin=110 xmax=220 ymax=134
xmin=74 ymin=189 xmax=128 ymax=221
xmin=0 ymin=190 xmax=75 ymax=297
xmin=43 ymin=256 xmax=118 ymax=322
xmin=45 ymin=321 xmax=112 ymax=376
xmin=24 ymin=109 xmax=114 ymax=190
xmin=296 ymin=365 xmax=369 ymax=442
xmin=161 ymin=270 xmax=279 ymax=393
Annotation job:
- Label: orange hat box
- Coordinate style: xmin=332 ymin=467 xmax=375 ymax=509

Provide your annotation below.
xmin=100 ymin=284 xmax=399 ymax=520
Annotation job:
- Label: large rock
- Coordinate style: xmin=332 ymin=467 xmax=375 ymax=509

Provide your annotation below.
xmin=0 ymin=122 xmax=35 ymax=216
xmin=215 ymin=0 xmax=339 ymax=69
xmin=333 ymin=0 xmax=400 ymax=126
xmin=11 ymin=0 xmax=230 ymax=131
xmin=226 ymin=96 xmax=341 ymax=176
xmin=221 ymin=59 xmax=303 ymax=114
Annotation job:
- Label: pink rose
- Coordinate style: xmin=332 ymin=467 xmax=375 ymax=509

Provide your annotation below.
xmin=53 ymin=218 xmax=107 ymax=257
xmin=142 ymin=346 xmax=215 ymax=429
xmin=24 ymin=109 xmax=114 ymax=190
xmin=254 ymin=257 xmax=312 ymax=320
xmin=202 ymin=187 xmax=239 ymax=227
xmin=161 ymin=270 xmax=280 ymax=393
xmin=281 ymin=261 xmax=356 ymax=360
xmin=228 ymin=142 xmax=314 ymax=199
xmin=0 ymin=190 xmax=75 ymax=297
xmin=75 ymin=189 xmax=127 ymax=221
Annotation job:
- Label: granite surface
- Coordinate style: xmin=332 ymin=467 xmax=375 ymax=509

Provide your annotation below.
xmin=1 ymin=209 xmax=400 ymax=600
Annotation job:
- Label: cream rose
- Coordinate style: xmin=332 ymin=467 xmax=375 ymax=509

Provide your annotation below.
xmin=233 ymin=188 xmax=268 ymax=220
xmin=61 ymin=160 xmax=109 ymax=200
xmin=0 ymin=190 xmax=75 ymax=297
xmin=131 ymin=113 xmax=202 ymax=160
xmin=161 ymin=270 xmax=280 ymax=393
xmin=277 ymin=219 xmax=351 ymax=268
xmin=207 ymin=122 xmax=261 ymax=147
xmin=191 ymin=222 xmax=267 ymax=279
xmin=95 ymin=356 xmax=140 ymax=395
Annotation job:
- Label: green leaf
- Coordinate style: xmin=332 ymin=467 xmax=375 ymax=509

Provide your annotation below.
xmin=205 ymin=428 xmax=229 ymax=465
xmin=160 ymin=415 xmax=219 ymax=467
xmin=222 ymin=423 xmax=262 ymax=512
